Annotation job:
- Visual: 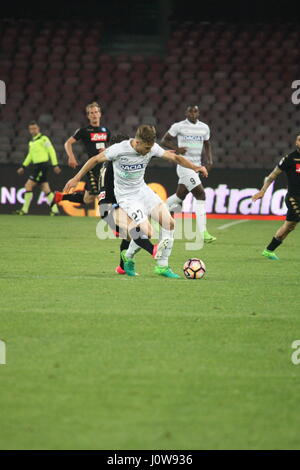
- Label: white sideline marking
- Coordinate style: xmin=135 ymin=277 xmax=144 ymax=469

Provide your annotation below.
xmin=217 ymin=219 xmax=250 ymax=230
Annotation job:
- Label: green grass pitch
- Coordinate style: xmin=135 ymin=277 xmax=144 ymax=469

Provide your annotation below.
xmin=0 ymin=214 xmax=300 ymax=450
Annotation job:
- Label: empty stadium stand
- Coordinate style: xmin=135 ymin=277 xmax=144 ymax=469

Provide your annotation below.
xmin=1 ymin=18 xmax=300 ymax=168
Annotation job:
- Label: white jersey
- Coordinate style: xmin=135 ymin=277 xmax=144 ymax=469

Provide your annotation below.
xmin=105 ymin=139 xmax=165 ymax=197
xmin=168 ymin=119 xmax=210 ymax=165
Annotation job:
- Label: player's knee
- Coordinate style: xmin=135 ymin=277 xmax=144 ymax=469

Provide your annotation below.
xmin=83 ymin=193 xmax=94 ymax=204
xmin=168 ymin=217 xmax=175 ymax=231
xmin=25 ymin=182 xmax=33 ymax=191
xmin=194 ymin=189 xmax=205 ymax=200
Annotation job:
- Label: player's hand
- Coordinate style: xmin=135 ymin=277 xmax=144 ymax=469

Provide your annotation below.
xmin=17 ymin=167 xmax=24 ymax=175
xmin=68 ymin=157 xmax=79 ymax=168
xmin=252 ymin=191 xmax=264 ymax=201
xmin=53 ymin=166 xmax=61 ymax=174
xmin=194 ymin=165 xmax=208 ymax=178
xmin=63 ymin=178 xmax=78 ymax=193
xmin=177 ymin=147 xmax=187 ymax=155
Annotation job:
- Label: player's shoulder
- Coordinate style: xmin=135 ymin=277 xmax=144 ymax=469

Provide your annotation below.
xmin=197 ymin=120 xmax=210 ymax=130
xmin=170 ymin=119 xmax=186 ymax=128
xmin=288 ymin=149 xmax=299 ymax=158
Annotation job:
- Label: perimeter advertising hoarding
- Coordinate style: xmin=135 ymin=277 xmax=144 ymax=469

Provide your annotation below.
xmin=0 ymin=164 xmax=287 ymax=219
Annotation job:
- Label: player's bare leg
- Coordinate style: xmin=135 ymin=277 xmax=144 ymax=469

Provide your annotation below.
xmin=262 ymin=221 xmax=298 ymax=260
xmin=83 ymin=191 xmax=96 ymax=205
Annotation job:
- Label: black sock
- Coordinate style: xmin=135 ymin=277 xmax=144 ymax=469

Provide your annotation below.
xmin=129 ymin=227 xmax=154 ymax=255
xmin=267 ymin=237 xmax=282 ymax=251
xmin=62 ymin=192 xmax=84 ymax=203
xmin=119 ymin=239 xmax=130 ymax=269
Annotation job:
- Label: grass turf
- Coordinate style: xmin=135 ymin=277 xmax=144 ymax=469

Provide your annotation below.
xmin=0 ymin=214 xmax=300 ymax=450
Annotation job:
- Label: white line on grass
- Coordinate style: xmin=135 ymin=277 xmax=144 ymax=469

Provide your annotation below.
xmin=217 ymin=219 xmax=250 ymax=230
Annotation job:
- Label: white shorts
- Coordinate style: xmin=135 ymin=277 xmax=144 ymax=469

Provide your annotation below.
xmin=176 ymin=166 xmax=201 ymax=192
xmin=117 ymin=184 xmax=162 ymax=224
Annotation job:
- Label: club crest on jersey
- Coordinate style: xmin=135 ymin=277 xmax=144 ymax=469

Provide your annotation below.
xmin=120 ymin=163 xmax=146 ymax=171
xmin=90 ymin=132 xmax=107 ymax=141
xmin=98 ymin=191 xmax=106 ymax=201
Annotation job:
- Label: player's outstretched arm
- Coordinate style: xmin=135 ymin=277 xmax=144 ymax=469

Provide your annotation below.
xmin=63 ymin=151 xmax=108 ymax=192
xmin=162 ymin=150 xmax=208 ymax=178
xmin=64 ymin=137 xmax=79 ymax=168
xmin=252 ymin=166 xmax=282 ymax=201
xmin=203 ymin=140 xmax=213 ymax=172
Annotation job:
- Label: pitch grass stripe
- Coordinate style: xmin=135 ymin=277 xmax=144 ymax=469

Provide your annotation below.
xmin=217 ymin=219 xmax=250 ymax=230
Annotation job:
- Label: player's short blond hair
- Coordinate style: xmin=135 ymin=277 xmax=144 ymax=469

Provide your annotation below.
xmin=135 ymin=125 xmax=156 ymax=144
xmin=86 ymin=102 xmax=101 ymax=114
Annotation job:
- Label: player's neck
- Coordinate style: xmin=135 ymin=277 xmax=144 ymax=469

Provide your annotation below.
xmin=90 ymin=120 xmax=100 ymax=127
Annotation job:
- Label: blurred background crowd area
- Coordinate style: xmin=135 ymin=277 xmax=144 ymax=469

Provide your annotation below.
xmin=1 ymin=0 xmax=299 ymax=169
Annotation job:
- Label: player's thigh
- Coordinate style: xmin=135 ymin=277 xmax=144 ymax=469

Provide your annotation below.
xmin=176 ymin=184 xmax=189 ymax=200
xmin=177 ymin=168 xmax=201 ymax=193
xmin=191 ymin=183 xmax=205 ymax=200
xmin=25 ymin=179 xmax=37 ymax=191
xmin=118 ymin=198 xmax=153 ymax=238
xmin=150 ymin=202 xmax=174 ymax=230
xmin=40 ymin=182 xmax=51 ymax=194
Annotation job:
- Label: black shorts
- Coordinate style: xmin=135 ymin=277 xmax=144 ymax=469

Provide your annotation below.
xmin=29 ymin=163 xmax=49 ymax=183
xmin=285 ymin=194 xmax=300 ymax=223
xmin=85 ymin=163 xmax=102 ymax=195
xmin=98 ymin=161 xmax=117 ymax=205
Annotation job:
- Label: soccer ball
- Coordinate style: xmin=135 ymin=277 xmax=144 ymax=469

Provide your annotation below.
xmin=183 ymin=258 xmax=206 ymax=279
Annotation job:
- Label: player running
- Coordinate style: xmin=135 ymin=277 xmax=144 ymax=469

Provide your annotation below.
xmin=252 ymin=134 xmax=300 ymax=260
xmin=15 ymin=121 xmax=61 ymax=215
xmin=161 ymin=105 xmax=216 ymax=243
xmin=64 ymin=125 xmax=208 ymax=278
xmin=54 ymin=101 xmax=111 ymax=206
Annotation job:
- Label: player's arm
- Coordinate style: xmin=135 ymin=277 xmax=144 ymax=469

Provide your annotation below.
xmin=161 ymin=150 xmax=208 ymax=178
xmin=252 ymin=166 xmax=282 ymax=201
xmin=203 ymin=140 xmax=213 ymax=172
xmin=161 ymin=132 xmax=187 ymax=154
xmin=45 ymin=137 xmax=61 ymax=174
xmin=17 ymin=149 xmax=32 ymax=175
xmin=64 ymin=136 xmax=79 ymax=168
xmin=63 ymin=151 xmax=108 ymax=192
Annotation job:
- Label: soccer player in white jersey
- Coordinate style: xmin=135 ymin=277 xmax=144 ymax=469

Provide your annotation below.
xmin=161 ymin=105 xmax=216 ymax=243
xmin=64 ymin=125 xmax=208 ymax=278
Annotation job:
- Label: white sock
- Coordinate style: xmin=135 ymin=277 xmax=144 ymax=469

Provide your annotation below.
xmin=156 ymin=228 xmax=174 ymax=267
xmin=126 ymin=240 xmax=141 ymax=259
xmin=166 ymin=193 xmax=182 ymax=211
xmin=194 ymin=200 xmax=206 ymax=236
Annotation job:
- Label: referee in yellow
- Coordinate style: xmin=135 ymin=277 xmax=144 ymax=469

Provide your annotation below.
xmin=16 ymin=121 xmax=61 ymax=215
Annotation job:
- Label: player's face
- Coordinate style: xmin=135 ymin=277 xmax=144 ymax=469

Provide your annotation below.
xmin=87 ymin=106 xmax=101 ymax=124
xmin=134 ymin=140 xmax=154 ymax=155
xmin=185 ymin=107 xmax=199 ymax=123
xmin=296 ymin=135 xmax=300 ymax=150
xmin=28 ymin=125 xmax=40 ymax=136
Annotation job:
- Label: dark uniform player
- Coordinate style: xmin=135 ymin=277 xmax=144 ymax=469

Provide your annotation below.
xmin=252 ymin=133 xmax=300 ymax=260
xmin=98 ymin=134 xmax=132 ymax=274
xmin=54 ymin=101 xmax=110 ymax=205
